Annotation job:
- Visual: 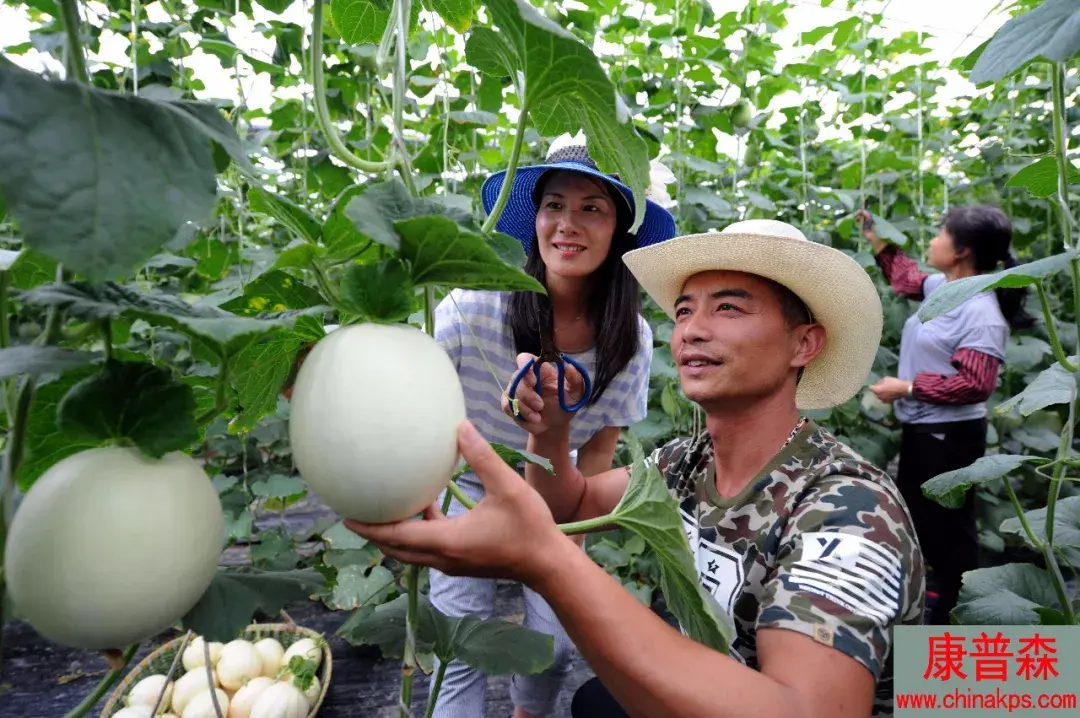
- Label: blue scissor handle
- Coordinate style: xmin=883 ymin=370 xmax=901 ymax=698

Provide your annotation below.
xmin=507 ymin=353 xmax=593 ymax=420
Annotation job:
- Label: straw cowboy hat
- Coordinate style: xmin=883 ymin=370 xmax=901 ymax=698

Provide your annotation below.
xmin=622 ymin=219 xmax=883 ymax=411
xmin=481 ymin=133 xmax=679 ymax=254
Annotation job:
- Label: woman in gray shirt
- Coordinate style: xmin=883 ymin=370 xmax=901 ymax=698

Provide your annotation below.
xmin=856 ymin=205 xmax=1034 ymax=625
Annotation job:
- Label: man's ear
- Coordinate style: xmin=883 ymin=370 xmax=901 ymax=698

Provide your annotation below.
xmin=792 ymin=323 xmax=827 ymax=370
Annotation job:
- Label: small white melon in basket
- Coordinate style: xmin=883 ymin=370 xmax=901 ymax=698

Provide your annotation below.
xmin=281 ymin=638 xmax=322 ymax=671
xmin=181 ymin=688 xmax=230 ymax=718
xmin=114 ymin=708 xmax=154 ymax=718
xmin=125 ymin=674 xmax=174 ymax=712
xmin=249 ymin=681 xmax=310 ymax=718
xmin=226 ymin=676 xmax=276 ymax=718
xmin=217 ymin=639 xmax=264 ymax=691
xmin=183 ymin=636 xmax=226 ymax=672
xmin=171 ymin=667 xmax=220 ymax=714
xmin=253 ymin=638 xmax=285 ymax=678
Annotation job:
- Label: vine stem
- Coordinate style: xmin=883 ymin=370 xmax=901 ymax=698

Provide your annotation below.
xmin=448 ymin=479 xmax=617 ymax=536
xmin=445 ymin=479 xmax=475 ymax=509
xmin=150 ymin=632 xmax=192 ymax=715
xmin=63 ymin=643 xmax=139 ymax=718
xmin=391 ymin=0 xmax=418 ymax=197
xmin=558 ymin=514 xmax=618 ymax=536
xmin=311 ymin=0 xmax=389 ymax=173
xmin=1036 ymin=283 xmax=1076 ymax=371
xmin=391 ymin=3 xmax=422 ymax=710
xmin=0 ymin=269 xmax=11 ymax=421
xmin=1034 ymin=60 xmax=1080 ymax=623
xmin=205 ymin=639 xmax=224 ymax=718
xmin=1030 ymin=252 xmax=1078 ymax=623
xmin=1051 ymin=63 xmax=1074 ymax=251
xmin=101 ymin=318 xmax=113 ymax=361
xmin=1003 ymin=476 xmax=1042 ymax=549
xmin=196 ymin=359 xmax=230 ymax=426
xmin=480 ymin=109 xmax=530 ymax=235
xmin=423 ymin=662 xmax=448 ymax=718
xmin=60 ymin=0 xmax=89 ymax=83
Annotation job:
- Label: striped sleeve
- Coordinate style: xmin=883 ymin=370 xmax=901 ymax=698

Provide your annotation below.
xmin=604 ymin=317 xmax=653 ymax=428
xmin=759 ymin=475 xmax=919 ymax=681
xmin=912 ymin=348 xmax=1001 ymax=405
xmin=874 ymin=245 xmax=930 ymax=300
xmin=433 ymin=290 xmax=463 ymax=370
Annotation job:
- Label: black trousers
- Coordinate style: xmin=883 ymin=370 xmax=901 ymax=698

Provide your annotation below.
xmin=896 ymin=418 xmax=987 ymax=625
xmin=571 ymin=677 xmax=629 ymax=717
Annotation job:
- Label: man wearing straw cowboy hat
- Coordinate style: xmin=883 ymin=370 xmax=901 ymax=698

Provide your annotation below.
xmin=345 ymin=220 xmax=926 ymax=717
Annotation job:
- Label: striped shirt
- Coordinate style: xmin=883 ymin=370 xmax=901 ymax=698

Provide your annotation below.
xmin=434 ymin=289 xmax=653 ymax=488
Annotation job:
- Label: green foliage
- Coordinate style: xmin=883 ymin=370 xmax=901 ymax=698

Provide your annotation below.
xmin=4 ymin=0 xmax=1080 ymax=712
xmin=338 ymin=592 xmax=556 ymax=676
xmin=57 ymin=359 xmax=201 ymax=457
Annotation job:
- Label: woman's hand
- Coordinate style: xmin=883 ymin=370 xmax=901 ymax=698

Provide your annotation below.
xmin=869 ymin=376 xmax=912 ymax=403
xmin=855 ymin=209 xmax=888 ymax=253
xmin=502 ymin=353 xmax=586 ymax=434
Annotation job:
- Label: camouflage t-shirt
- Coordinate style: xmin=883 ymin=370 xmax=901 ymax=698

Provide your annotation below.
xmin=649 ymin=419 xmax=925 ymax=717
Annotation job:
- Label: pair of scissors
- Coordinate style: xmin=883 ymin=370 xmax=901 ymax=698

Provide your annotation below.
xmin=507 ymin=323 xmax=592 ymax=421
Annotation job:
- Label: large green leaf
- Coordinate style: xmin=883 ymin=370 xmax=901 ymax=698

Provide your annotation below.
xmin=969 ymin=0 xmax=1080 ymax=84
xmin=0 ymin=64 xmax=247 ymax=282
xmin=327 ymin=564 xmax=396 ymax=611
xmin=57 ymin=360 xmax=200 ymax=458
xmin=181 ymin=568 xmax=327 ymax=643
xmin=229 ymin=316 xmax=324 ymax=432
xmin=248 ymin=188 xmax=321 ymax=244
xmin=868 ymin=214 xmax=909 ymax=247
xmin=338 ymin=593 xmax=554 ymax=675
xmin=425 ymin=0 xmax=475 ymax=32
xmin=395 ymin=216 xmax=546 ymax=292
xmin=219 ymin=271 xmax=326 ymax=317
xmin=465 ymin=26 xmax=520 ymax=78
xmin=331 ymin=0 xmax=392 ymax=45
xmin=340 ymin=259 xmax=417 ymax=322
xmin=17 ymin=367 xmax=101 ymax=491
xmin=1005 ymin=156 xmax=1080 ymax=198
xmin=9 ymin=248 xmax=59 ymax=290
xmin=478 ymin=0 xmax=651 ymax=233
xmin=917 ymin=251 xmax=1078 ymax=322
xmin=426 ymin=601 xmax=554 ymax=676
xmin=952 ymin=564 xmax=1062 ymax=625
xmin=995 ymin=361 xmax=1077 ymax=417
xmin=0 ymin=346 xmax=97 ymax=379
xmin=490 ymin=443 xmax=554 ymax=473
xmin=922 ymin=455 xmax=1039 ymax=509
xmin=320 ymin=198 xmax=374 ymax=267
xmin=18 ymin=282 xmax=326 ymax=360
xmin=1000 ymin=496 xmax=1080 ymax=566
xmin=606 ymin=436 xmax=733 ymax=654
xmin=342 ymin=180 xmax=476 ymax=252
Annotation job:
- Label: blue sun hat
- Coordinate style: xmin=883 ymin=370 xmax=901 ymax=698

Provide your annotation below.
xmin=480 ymin=133 xmax=679 ymax=255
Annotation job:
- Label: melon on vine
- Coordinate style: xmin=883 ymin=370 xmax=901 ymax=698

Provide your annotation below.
xmin=4 ymin=446 xmax=225 ymax=650
xmin=288 ymin=322 xmax=467 ymax=524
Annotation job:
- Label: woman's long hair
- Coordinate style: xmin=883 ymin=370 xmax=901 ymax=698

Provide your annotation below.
xmin=504 ymin=172 xmax=644 ymax=407
xmin=943 ymin=204 xmax=1037 ymax=331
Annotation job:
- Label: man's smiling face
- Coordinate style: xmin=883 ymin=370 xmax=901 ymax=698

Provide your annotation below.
xmin=670 ymin=270 xmax=824 ymax=410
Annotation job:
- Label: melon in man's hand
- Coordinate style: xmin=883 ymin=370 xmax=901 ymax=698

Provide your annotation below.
xmin=289 ymin=323 xmax=467 ymax=524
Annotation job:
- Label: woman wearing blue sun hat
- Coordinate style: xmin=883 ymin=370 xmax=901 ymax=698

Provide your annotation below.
xmin=428 ymin=133 xmax=678 ymax=718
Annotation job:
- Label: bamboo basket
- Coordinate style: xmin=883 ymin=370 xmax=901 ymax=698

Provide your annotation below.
xmin=99 ymin=622 xmax=332 ymax=717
